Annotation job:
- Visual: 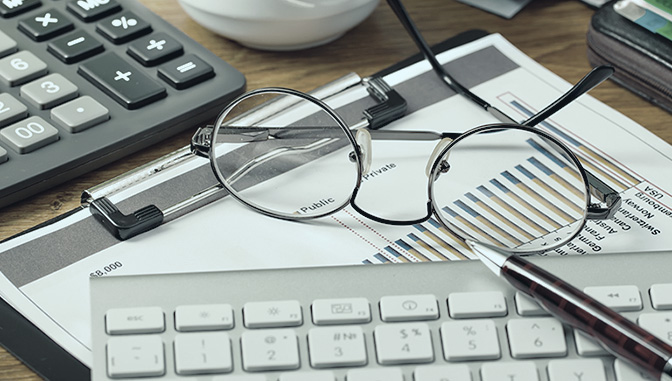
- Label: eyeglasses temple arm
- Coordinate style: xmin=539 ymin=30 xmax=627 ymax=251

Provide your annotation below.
xmin=586 ymin=171 xmax=622 ymax=220
xmin=522 ymin=65 xmax=615 ymax=127
xmin=386 ymin=0 xmax=517 ymax=124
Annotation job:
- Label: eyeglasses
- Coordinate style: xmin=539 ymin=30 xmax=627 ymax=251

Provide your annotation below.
xmin=89 ymin=0 xmax=621 ymax=250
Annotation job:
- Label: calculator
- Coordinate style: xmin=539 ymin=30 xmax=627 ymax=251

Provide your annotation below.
xmin=0 ymin=0 xmax=245 ymax=208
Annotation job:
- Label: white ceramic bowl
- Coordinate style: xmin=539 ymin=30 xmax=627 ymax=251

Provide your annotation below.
xmin=177 ymin=0 xmax=380 ymax=51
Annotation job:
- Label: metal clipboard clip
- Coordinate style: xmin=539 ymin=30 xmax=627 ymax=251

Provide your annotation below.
xmin=85 ymin=74 xmax=407 ymax=240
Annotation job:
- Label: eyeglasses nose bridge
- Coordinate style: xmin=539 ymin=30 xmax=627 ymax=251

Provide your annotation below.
xmin=426 ymin=137 xmax=453 ymax=178
xmin=355 ymin=128 xmax=372 ymax=174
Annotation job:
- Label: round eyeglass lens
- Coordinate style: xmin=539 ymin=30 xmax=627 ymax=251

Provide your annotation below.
xmin=210 ymin=89 xmax=361 ymax=219
xmin=430 ymin=126 xmax=590 ymax=253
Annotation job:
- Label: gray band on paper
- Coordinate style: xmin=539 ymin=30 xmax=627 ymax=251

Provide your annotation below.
xmin=0 ymin=46 xmax=519 ymax=287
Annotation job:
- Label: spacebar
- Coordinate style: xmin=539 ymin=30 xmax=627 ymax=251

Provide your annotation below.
xmin=78 ymin=52 xmax=166 ymax=110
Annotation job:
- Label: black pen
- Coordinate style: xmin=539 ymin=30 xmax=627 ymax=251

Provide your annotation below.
xmin=468 ymin=241 xmax=672 ymax=381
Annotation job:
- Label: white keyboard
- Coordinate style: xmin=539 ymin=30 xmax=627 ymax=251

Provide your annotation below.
xmin=90 ymin=251 xmax=672 ymax=381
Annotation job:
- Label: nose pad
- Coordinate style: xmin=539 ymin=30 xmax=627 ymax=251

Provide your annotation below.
xmin=355 ymin=129 xmax=372 ymax=174
xmin=425 ymin=137 xmax=453 ymax=178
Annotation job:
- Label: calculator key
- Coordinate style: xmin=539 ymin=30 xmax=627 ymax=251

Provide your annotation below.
xmin=0 ymin=0 xmax=40 ymax=18
xmin=0 ymin=93 xmax=28 ymax=127
xmin=0 ymin=116 xmax=58 ymax=154
xmin=547 ymin=359 xmax=606 ymax=381
xmin=241 ymin=329 xmax=299 ymax=371
xmin=0 ymin=146 xmax=6 ymax=164
xmin=67 ymin=0 xmax=121 ymax=22
xmin=312 ymin=297 xmax=370 ymax=325
xmin=47 ymin=30 xmax=104 ymax=64
xmin=481 ymin=361 xmax=538 ymax=381
xmin=51 ymin=95 xmax=109 ymax=132
xmin=243 ymin=300 xmax=302 ymax=328
xmin=507 ymin=317 xmax=567 ymax=359
xmin=78 ymin=52 xmax=166 ymax=109
xmin=18 ymin=9 xmax=74 ymax=41
xmin=440 ymin=319 xmax=500 ymax=361
xmin=0 ymin=50 xmax=48 ymax=86
xmin=374 ymin=322 xmax=434 ymax=365
xmin=583 ymin=285 xmax=642 ymax=312
xmin=650 ymin=283 xmax=672 ymax=310
xmin=128 ymin=32 xmax=183 ymax=66
xmin=106 ymin=335 xmax=165 ymax=378
xmin=379 ymin=294 xmax=439 ymax=322
xmin=448 ymin=291 xmax=507 ymax=318
xmin=0 ymin=30 xmax=17 ymax=57
xmin=158 ymin=54 xmax=215 ymax=90
xmin=96 ymin=11 xmax=151 ymax=44
xmin=174 ymin=304 xmax=234 ymax=332
xmin=308 ymin=326 xmax=367 ymax=368
xmin=21 ymin=73 xmax=78 ymax=109
xmin=174 ymin=332 xmax=232 ymax=375
xmin=414 ymin=364 xmax=472 ymax=381
xmin=105 ymin=306 xmax=165 ymax=335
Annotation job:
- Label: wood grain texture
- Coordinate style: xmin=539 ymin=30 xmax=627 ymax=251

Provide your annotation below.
xmin=0 ymin=0 xmax=670 ymax=378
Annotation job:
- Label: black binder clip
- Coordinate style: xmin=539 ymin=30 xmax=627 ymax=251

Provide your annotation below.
xmin=89 ymin=197 xmax=163 ymax=240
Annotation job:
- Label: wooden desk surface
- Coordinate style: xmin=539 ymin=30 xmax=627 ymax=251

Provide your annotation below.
xmin=0 ymin=0 xmax=670 ymax=379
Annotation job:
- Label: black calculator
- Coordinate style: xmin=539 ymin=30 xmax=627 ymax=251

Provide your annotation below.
xmin=0 ymin=0 xmax=245 ymax=208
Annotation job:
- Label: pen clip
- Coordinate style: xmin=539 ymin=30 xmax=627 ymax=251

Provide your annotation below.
xmin=89 ymin=197 xmax=164 ymax=240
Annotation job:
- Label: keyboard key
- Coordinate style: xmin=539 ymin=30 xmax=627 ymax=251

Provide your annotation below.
xmin=0 ymin=116 xmax=58 ymax=153
xmin=547 ymin=359 xmax=606 ymax=381
xmin=613 ymin=358 xmax=654 ymax=381
xmin=481 ymin=361 xmax=538 ymax=381
xmin=379 ymin=294 xmax=439 ymax=322
xmin=96 ymin=11 xmax=151 ymax=44
xmin=650 ymin=283 xmax=672 ymax=310
xmin=0 ymin=93 xmax=28 ymax=127
xmin=51 ymin=95 xmax=109 ymax=132
xmin=241 ymin=329 xmax=299 ymax=371
xmin=106 ymin=335 xmax=165 ymax=378
xmin=347 ymin=368 xmax=403 ymax=381
xmin=0 ymin=0 xmax=40 ymax=18
xmin=573 ymin=330 xmax=609 ymax=357
xmin=158 ymin=54 xmax=215 ymax=90
xmin=20 ymin=73 xmax=78 ymax=109
xmin=66 ymin=0 xmax=121 ymax=22
xmin=448 ymin=291 xmax=507 ymax=318
xmin=374 ymin=322 xmax=433 ymax=365
xmin=0 ymin=50 xmax=48 ymax=86
xmin=440 ymin=319 xmax=500 ymax=361
xmin=243 ymin=300 xmax=302 ymax=328
xmin=583 ymin=285 xmax=642 ymax=312
xmin=308 ymin=326 xmax=367 ymax=368
xmin=278 ymin=371 xmax=335 ymax=381
xmin=212 ymin=376 xmax=267 ymax=381
xmin=174 ymin=332 xmax=232 ymax=375
xmin=18 ymin=8 xmax=74 ymax=41
xmin=78 ymin=52 xmax=166 ymax=109
xmin=311 ymin=297 xmax=370 ymax=325
xmin=47 ymin=30 xmax=104 ymax=64
xmin=105 ymin=306 xmax=164 ymax=335
xmin=128 ymin=32 xmax=183 ymax=66
xmin=0 ymin=30 xmax=18 ymax=56
xmin=414 ymin=364 xmax=472 ymax=381
xmin=0 ymin=146 xmax=6 ymax=163
xmin=638 ymin=312 xmax=672 ymax=345
xmin=507 ymin=318 xmax=567 ymax=359
xmin=175 ymin=304 xmax=234 ymax=332
xmin=514 ymin=292 xmax=549 ymax=317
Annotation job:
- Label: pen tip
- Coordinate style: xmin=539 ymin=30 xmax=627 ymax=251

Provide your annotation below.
xmin=467 ymin=240 xmax=512 ymax=276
